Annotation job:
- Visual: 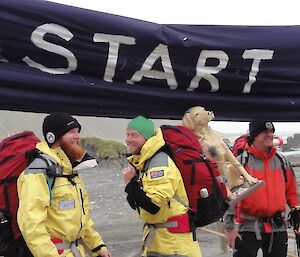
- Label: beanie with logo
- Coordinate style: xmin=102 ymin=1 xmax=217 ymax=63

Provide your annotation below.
xmin=249 ymin=121 xmax=275 ymax=144
xmin=43 ymin=112 xmax=81 ymax=145
xmin=127 ymin=115 xmax=155 ymax=140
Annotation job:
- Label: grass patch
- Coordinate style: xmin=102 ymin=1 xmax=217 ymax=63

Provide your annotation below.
xmin=81 ymin=137 xmax=127 ymax=160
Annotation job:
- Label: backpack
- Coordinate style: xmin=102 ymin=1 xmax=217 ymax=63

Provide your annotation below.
xmin=160 ymin=125 xmax=229 ymax=227
xmin=0 ymin=131 xmax=40 ymax=252
xmin=0 ymin=131 xmax=78 ymax=256
xmin=232 ymin=134 xmax=288 ymax=181
xmin=232 ymin=134 xmax=249 ymax=157
xmin=232 ymin=133 xmax=284 ymax=157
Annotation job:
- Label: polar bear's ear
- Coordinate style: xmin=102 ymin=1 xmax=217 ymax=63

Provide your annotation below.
xmin=182 ymin=112 xmax=195 ymax=131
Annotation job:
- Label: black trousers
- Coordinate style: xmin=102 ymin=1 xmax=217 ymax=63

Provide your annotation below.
xmin=1 ymin=236 xmax=33 ymax=257
xmin=233 ymin=231 xmax=288 ymax=257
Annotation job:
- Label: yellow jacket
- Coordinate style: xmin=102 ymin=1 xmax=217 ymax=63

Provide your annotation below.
xmin=17 ymin=140 xmax=107 ymax=257
xmin=127 ymin=128 xmax=201 ymax=257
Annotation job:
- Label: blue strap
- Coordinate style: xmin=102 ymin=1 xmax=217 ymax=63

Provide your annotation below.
xmin=46 ymin=176 xmax=55 ymax=201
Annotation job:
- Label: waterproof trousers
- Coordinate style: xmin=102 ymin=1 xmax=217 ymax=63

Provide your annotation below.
xmin=233 ymin=231 xmax=288 ymax=257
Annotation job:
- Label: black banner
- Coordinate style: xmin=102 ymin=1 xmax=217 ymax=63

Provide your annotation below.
xmin=0 ymin=0 xmax=299 ymax=120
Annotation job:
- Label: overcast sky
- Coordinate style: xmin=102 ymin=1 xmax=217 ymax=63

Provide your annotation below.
xmin=42 ymin=0 xmax=300 ymax=134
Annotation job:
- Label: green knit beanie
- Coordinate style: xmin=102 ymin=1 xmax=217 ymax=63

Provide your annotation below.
xmin=127 ymin=116 xmax=155 ymax=139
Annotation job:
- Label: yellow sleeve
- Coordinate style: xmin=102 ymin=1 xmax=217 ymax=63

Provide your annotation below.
xmin=143 ymin=158 xmax=179 ymax=206
xmin=17 ymin=172 xmax=59 ymax=257
xmin=80 ymin=218 xmax=108 ymax=256
xmin=79 ymin=181 xmax=108 ymax=256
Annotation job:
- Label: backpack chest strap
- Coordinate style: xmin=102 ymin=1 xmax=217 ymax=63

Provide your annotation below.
xmin=52 ymin=237 xmax=81 ymax=257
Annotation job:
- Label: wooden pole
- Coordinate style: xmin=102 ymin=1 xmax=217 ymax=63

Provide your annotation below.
xmin=215 ymin=221 xmax=228 ymax=254
xmin=200 ymin=227 xmax=225 ymax=237
xmin=292 ymin=162 xmax=300 ymax=168
xmin=287 ymin=251 xmax=297 ymax=257
xmin=289 ymin=232 xmax=296 ymax=239
xmin=200 ymin=227 xmax=298 ymax=257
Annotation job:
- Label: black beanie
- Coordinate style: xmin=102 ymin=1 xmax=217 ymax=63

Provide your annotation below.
xmin=249 ymin=121 xmax=275 ymax=143
xmin=43 ymin=113 xmax=81 ymax=145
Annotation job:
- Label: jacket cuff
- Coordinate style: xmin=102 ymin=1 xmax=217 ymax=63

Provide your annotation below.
xmin=223 ymin=211 xmax=236 ymax=231
xmin=92 ymin=244 xmax=107 ymax=256
xmin=224 ymin=224 xmax=235 ymax=232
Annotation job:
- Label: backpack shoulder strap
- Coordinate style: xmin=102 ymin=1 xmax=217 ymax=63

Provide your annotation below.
xmin=25 ymin=155 xmax=49 ymax=174
xmin=37 ymin=154 xmax=58 ymax=199
xmin=25 ymin=152 xmax=58 ymax=201
xmin=275 ymin=152 xmax=288 ymax=182
xmin=239 ymin=150 xmax=288 ymax=182
xmin=240 ymin=150 xmax=249 ymax=168
xmin=143 ymin=149 xmax=191 ymax=209
xmin=35 ymin=154 xmax=79 ymax=194
xmin=173 ymin=195 xmax=191 ymax=210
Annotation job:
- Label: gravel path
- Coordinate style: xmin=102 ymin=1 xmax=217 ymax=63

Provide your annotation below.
xmin=81 ymin=158 xmax=300 ymax=257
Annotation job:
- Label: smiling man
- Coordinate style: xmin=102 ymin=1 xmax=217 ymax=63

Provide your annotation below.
xmin=224 ymin=121 xmax=299 ymax=257
xmin=123 ymin=115 xmax=201 ymax=257
xmin=17 ymin=113 xmax=112 ymax=257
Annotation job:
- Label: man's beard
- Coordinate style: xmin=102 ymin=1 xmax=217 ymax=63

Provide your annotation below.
xmin=59 ymin=139 xmax=85 ymax=163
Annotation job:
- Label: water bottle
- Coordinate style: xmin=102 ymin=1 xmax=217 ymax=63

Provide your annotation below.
xmin=0 ymin=211 xmax=7 ymax=223
xmin=0 ymin=211 xmax=13 ymax=239
xmin=200 ymin=188 xmax=209 ymax=198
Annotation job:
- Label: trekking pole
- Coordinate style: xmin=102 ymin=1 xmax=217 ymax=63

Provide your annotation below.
xmin=287 ymin=207 xmax=300 ymax=257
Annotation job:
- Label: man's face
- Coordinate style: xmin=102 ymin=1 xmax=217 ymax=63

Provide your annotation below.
xmin=253 ymin=129 xmax=274 ymax=149
xmin=126 ymin=128 xmax=146 ymax=155
xmin=58 ymin=127 xmax=84 ymax=162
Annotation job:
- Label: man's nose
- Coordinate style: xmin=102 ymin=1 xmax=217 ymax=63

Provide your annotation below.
xmin=126 ymin=135 xmax=134 ymax=143
xmin=74 ymin=130 xmax=80 ymax=139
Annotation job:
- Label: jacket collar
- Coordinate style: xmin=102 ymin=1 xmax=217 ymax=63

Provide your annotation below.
xmin=36 ymin=140 xmax=73 ymax=174
xmin=246 ymin=144 xmax=277 ymax=160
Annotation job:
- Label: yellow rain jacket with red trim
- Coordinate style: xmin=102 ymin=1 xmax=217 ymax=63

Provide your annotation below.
xmin=127 ymin=128 xmax=201 ymax=257
xmin=17 ymin=140 xmax=107 ymax=257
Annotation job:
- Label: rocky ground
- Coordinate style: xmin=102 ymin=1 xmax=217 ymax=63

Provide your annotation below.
xmin=81 ymin=156 xmax=300 ymax=257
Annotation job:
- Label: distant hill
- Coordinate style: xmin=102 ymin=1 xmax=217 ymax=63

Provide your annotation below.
xmin=0 ymin=110 xmax=179 ymax=143
xmin=0 ymin=110 xmax=294 ymax=145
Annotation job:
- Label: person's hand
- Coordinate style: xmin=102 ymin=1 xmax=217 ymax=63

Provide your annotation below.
xmin=122 ymin=165 xmax=137 ymax=185
xmin=289 ymin=207 xmax=300 ymax=234
xmin=294 ymin=227 xmax=300 ymax=235
xmin=98 ymin=250 xmax=112 ymax=257
xmin=224 ymin=228 xmax=242 ymax=250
